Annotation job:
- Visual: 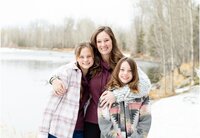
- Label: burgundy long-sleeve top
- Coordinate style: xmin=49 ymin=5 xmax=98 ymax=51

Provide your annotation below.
xmin=85 ymin=60 xmax=112 ymax=124
xmin=75 ymin=75 xmax=90 ymax=130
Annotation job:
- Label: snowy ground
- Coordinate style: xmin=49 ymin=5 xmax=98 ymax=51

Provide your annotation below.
xmin=148 ymin=85 xmax=200 ymax=138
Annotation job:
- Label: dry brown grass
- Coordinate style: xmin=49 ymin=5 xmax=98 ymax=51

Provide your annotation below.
xmin=149 ymin=63 xmax=199 ymax=100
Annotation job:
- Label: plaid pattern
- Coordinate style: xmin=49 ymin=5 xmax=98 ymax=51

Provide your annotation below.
xmin=98 ymin=85 xmax=151 ymax=138
xmin=38 ymin=62 xmax=82 ymax=138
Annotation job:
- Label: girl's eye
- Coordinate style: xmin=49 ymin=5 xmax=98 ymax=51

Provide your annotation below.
xmin=120 ymin=69 xmax=124 ymax=71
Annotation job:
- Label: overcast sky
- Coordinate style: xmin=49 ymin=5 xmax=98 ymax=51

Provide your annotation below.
xmin=0 ymin=0 xmax=135 ymax=28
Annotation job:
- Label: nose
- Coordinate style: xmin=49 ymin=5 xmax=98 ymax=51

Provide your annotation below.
xmin=101 ymin=41 xmax=106 ymax=47
xmin=83 ymin=57 xmax=88 ymax=61
xmin=123 ymin=71 xmax=129 ymax=75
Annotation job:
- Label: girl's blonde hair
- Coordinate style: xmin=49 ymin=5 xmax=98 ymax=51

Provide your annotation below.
xmin=74 ymin=42 xmax=94 ymax=59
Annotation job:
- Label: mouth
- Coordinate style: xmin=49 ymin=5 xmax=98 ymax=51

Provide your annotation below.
xmin=121 ymin=76 xmax=129 ymax=81
xmin=100 ymin=47 xmax=108 ymax=51
xmin=83 ymin=62 xmax=92 ymax=66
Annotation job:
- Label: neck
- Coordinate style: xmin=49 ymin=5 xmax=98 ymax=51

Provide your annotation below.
xmin=81 ymin=68 xmax=88 ymax=77
xmin=102 ymin=55 xmax=110 ymax=64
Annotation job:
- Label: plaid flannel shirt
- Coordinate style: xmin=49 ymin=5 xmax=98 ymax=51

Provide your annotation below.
xmin=38 ymin=62 xmax=82 ymax=138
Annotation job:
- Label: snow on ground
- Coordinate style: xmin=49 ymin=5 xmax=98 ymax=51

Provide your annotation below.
xmin=148 ymin=85 xmax=200 ymax=138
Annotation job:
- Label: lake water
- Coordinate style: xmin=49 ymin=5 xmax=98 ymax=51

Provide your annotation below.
xmin=0 ymin=48 xmax=74 ymax=134
xmin=0 ymin=48 xmax=158 ymax=135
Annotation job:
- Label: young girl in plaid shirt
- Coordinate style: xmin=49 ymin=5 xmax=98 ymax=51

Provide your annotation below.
xmin=39 ymin=42 xmax=94 ymax=138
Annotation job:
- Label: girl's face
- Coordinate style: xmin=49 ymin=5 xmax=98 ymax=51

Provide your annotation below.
xmin=77 ymin=47 xmax=94 ymax=70
xmin=96 ymin=31 xmax=113 ymax=57
xmin=118 ymin=61 xmax=133 ymax=84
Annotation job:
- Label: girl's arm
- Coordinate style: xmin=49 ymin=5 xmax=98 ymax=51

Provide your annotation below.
xmin=131 ymin=96 xmax=152 ymax=138
xmin=49 ymin=64 xmax=71 ymax=96
xmin=51 ymin=78 xmax=66 ymax=96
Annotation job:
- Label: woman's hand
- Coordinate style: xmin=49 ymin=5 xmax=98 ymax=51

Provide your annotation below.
xmin=100 ymin=91 xmax=116 ymax=109
xmin=52 ymin=78 xmax=66 ymax=96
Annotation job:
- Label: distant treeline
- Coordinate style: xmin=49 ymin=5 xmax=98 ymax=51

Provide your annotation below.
xmin=1 ymin=0 xmax=199 ymax=93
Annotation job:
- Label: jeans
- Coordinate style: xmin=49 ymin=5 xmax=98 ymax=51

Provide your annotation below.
xmin=48 ymin=133 xmax=56 ymax=138
xmin=73 ymin=130 xmax=84 ymax=138
xmin=84 ymin=122 xmax=100 ymax=138
xmin=48 ymin=130 xmax=83 ymax=138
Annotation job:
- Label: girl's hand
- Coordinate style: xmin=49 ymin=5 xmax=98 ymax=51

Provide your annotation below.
xmin=100 ymin=91 xmax=116 ymax=109
xmin=52 ymin=78 xmax=66 ymax=96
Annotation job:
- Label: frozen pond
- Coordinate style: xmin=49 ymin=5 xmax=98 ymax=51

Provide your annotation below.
xmin=0 ymin=48 xmax=74 ymax=134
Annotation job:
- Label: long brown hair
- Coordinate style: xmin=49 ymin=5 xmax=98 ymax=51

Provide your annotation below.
xmin=90 ymin=26 xmax=124 ymax=76
xmin=106 ymin=57 xmax=139 ymax=93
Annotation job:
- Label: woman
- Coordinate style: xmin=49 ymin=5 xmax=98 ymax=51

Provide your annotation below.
xmin=38 ymin=42 xmax=94 ymax=138
xmin=84 ymin=26 xmax=124 ymax=137
xmin=98 ymin=57 xmax=151 ymax=138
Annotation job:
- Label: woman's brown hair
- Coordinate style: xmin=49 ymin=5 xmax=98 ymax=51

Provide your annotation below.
xmin=90 ymin=26 xmax=124 ymax=76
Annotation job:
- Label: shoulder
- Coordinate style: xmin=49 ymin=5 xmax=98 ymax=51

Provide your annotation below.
xmin=56 ymin=61 xmax=80 ymax=77
xmin=59 ymin=61 xmax=78 ymax=70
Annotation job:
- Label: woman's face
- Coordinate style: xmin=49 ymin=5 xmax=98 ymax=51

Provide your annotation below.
xmin=77 ymin=47 xmax=94 ymax=70
xmin=96 ymin=31 xmax=113 ymax=57
xmin=118 ymin=61 xmax=133 ymax=84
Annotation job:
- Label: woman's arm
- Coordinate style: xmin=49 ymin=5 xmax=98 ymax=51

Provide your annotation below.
xmin=100 ymin=67 xmax=151 ymax=109
xmin=99 ymin=90 xmax=116 ymax=109
xmin=137 ymin=67 xmax=151 ymax=95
